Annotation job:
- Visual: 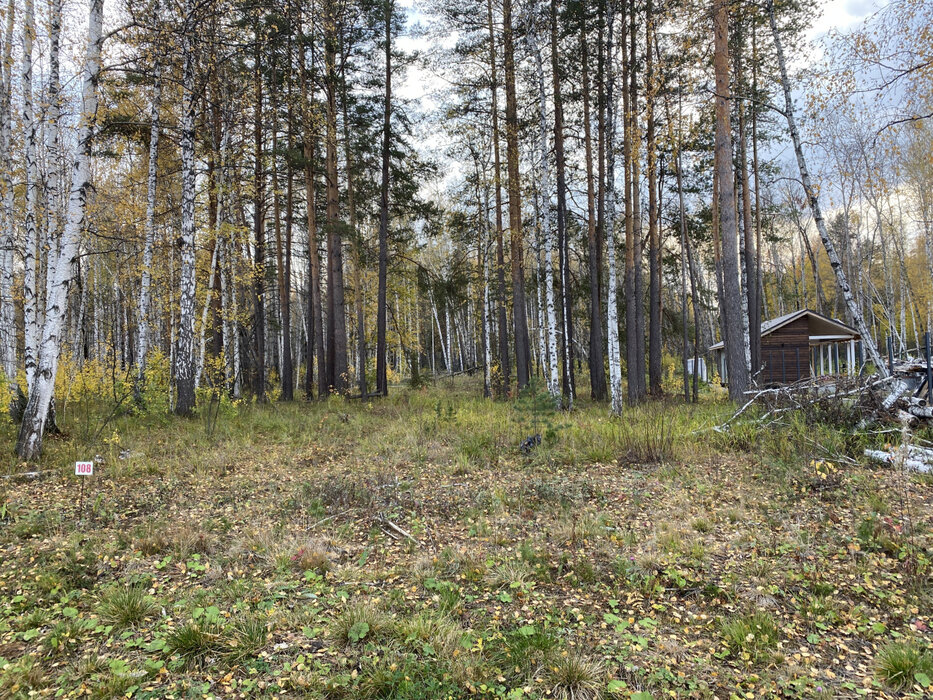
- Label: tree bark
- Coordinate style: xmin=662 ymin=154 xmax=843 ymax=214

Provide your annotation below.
xmin=713 ymin=0 xmax=748 ymax=399
xmin=527 ymin=11 xmax=559 ymax=402
xmin=486 ymin=0 xmax=510 ymax=396
xmin=252 ymin=24 xmax=266 ymax=400
xmin=581 ymin=30 xmax=607 ymax=401
xmin=502 ymin=0 xmax=530 ymax=391
xmin=137 ymin=60 xmax=162 ymax=385
xmin=324 ymin=0 xmax=348 ymax=394
xmin=646 ymin=0 xmax=662 ymax=396
xmin=174 ymin=0 xmax=198 ymax=416
xmin=17 ymin=0 xmax=103 ymax=459
xmin=376 ymin=0 xmax=392 ymax=397
xmin=21 ymin=0 xmax=38 ymax=392
xmin=0 ymin=0 xmax=17 ymax=384
xmin=605 ymin=1 xmax=623 ymax=415
xmin=550 ymin=0 xmax=573 ymax=408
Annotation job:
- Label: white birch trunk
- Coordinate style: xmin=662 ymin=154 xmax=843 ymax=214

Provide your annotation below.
xmin=431 ymin=294 xmax=449 ymax=372
xmin=768 ymin=4 xmax=887 ymax=375
xmin=195 ymin=243 xmax=218 ymax=389
xmin=534 ymin=237 xmax=546 ymax=378
xmin=136 ymin=62 xmax=162 ymax=380
xmin=0 ymin=0 xmax=16 ymax=382
xmin=527 ymin=15 xmax=559 ymax=400
xmin=174 ymin=0 xmax=197 ymax=413
xmin=43 ymin=0 xmax=63 ymax=313
xmin=604 ymin=4 xmax=622 ymax=415
xmin=445 ymin=305 xmax=454 ymax=372
xmin=16 ymin=0 xmax=103 ymax=459
xmin=482 ymin=212 xmax=492 ymax=394
xmin=21 ymin=0 xmax=39 ymax=391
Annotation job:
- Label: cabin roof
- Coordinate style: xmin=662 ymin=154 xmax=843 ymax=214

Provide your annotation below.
xmin=709 ymin=309 xmax=859 ymax=351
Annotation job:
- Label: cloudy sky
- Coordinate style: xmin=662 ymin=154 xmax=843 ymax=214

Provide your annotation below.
xmin=392 ymin=0 xmax=889 ymax=199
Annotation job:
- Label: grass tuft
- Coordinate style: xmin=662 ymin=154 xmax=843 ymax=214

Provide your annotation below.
xmin=97 ymin=585 xmax=158 ymax=629
xmin=541 ymin=652 xmax=605 ymax=700
xmin=721 ymin=611 xmax=780 ymax=661
xmin=329 ymin=603 xmax=391 ymax=648
xmin=875 ymin=641 xmax=933 ymax=691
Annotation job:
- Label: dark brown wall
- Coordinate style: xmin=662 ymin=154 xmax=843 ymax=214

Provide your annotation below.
xmin=760 ymin=317 xmax=809 ymax=383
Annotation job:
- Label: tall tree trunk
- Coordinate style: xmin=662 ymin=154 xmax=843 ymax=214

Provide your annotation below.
xmin=713 ymin=0 xmax=748 ymax=399
xmin=503 ymin=0 xmax=530 ymax=391
xmin=736 ymin=39 xmax=759 ymax=380
xmin=21 ymin=0 xmax=39 ymax=393
xmin=527 ymin=13 xmax=559 ymax=402
xmin=581 ymin=30 xmax=607 ymax=401
xmin=486 ymin=0 xmax=510 ymax=396
xmin=174 ymin=0 xmax=198 ymax=416
xmin=271 ymin=56 xmax=293 ymax=401
xmin=17 ymin=0 xmax=103 ymax=459
xmin=376 ymin=0 xmax=392 ymax=397
xmin=605 ymin=1 xmax=623 ymax=415
xmin=299 ymin=8 xmax=325 ymax=399
xmin=252 ymin=26 xmax=266 ymax=399
xmin=137 ymin=60 xmax=162 ymax=384
xmin=767 ymin=2 xmax=886 ymax=375
xmin=646 ymin=0 xmax=662 ymax=396
xmin=44 ymin=0 xmax=63 ymax=328
xmin=550 ymin=0 xmax=573 ymax=408
xmin=282 ymin=50 xmax=294 ymax=400
xmin=0 ymin=0 xmax=17 ymax=384
xmin=324 ymin=0 xmax=348 ymax=393
xmin=630 ymin=2 xmax=647 ymax=399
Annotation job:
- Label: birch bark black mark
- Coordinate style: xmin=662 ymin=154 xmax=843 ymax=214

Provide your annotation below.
xmin=175 ymin=0 xmax=198 ymax=416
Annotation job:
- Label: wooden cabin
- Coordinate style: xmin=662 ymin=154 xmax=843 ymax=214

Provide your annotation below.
xmin=711 ymin=309 xmax=861 ymax=385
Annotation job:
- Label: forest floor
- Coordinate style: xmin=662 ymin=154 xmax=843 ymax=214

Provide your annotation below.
xmin=1 ymin=377 xmax=932 ymax=699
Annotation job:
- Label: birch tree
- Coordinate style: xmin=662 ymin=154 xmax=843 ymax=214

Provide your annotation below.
xmin=0 ymin=0 xmax=15 ymax=384
xmin=17 ymin=0 xmax=104 ymax=459
xmin=21 ymin=0 xmax=38 ymax=392
xmin=767 ymin=0 xmax=886 ymax=375
xmin=605 ymin=2 xmax=623 ymax=415
xmin=136 ymin=59 xmax=162 ymax=382
xmin=526 ymin=6 xmax=559 ymax=402
xmin=175 ymin=0 xmax=198 ymax=415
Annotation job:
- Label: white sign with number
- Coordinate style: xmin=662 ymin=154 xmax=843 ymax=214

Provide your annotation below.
xmin=75 ymin=461 xmax=94 ymax=476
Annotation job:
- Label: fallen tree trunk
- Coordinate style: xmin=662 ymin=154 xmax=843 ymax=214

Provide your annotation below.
xmin=864 ymin=449 xmax=932 ymax=473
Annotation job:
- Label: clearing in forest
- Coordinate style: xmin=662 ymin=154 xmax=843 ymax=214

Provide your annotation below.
xmin=1 ymin=380 xmax=932 ymax=698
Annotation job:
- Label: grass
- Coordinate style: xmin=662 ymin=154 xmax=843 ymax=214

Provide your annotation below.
xmin=329 ymin=602 xmax=392 ymax=648
xmin=720 ymin=611 xmax=781 ymax=661
xmin=0 ymin=376 xmax=931 ymax=698
xmin=541 ymin=653 xmax=605 ymax=700
xmin=875 ymin=641 xmax=933 ymax=691
xmin=97 ymin=585 xmax=158 ymax=628
xmin=165 ymin=622 xmax=228 ymax=669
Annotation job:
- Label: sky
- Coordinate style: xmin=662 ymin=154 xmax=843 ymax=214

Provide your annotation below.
xmin=390 ymin=0 xmax=890 ymax=200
